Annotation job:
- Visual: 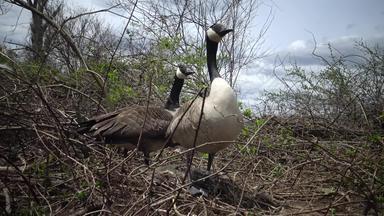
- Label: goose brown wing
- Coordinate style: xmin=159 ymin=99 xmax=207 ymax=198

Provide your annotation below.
xmin=77 ymin=109 xmax=122 ymax=134
xmin=166 ymin=98 xmax=203 ymax=137
xmin=91 ymin=105 xmax=173 ymax=139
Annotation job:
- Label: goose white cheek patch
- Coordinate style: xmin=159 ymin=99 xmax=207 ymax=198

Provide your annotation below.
xmin=207 ymin=28 xmax=222 ymax=43
xmin=176 ymin=67 xmax=187 ymax=79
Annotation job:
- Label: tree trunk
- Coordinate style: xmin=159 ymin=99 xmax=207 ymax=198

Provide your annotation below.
xmin=29 ymin=0 xmax=49 ymax=61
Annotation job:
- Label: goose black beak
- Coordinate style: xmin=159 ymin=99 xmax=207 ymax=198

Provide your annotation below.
xmin=177 ymin=63 xmax=196 ymax=76
xmin=184 ymin=68 xmax=195 ymax=76
xmin=218 ymin=28 xmax=233 ymax=37
xmin=210 ymin=23 xmax=233 ymax=37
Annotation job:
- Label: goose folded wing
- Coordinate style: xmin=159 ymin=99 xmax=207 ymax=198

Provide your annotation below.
xmin=92 ymin=106 xmax=174 ymax=139
xmin=77 ymin=109 xmax=122 ymax=134
xmin=166 ymin=98 xmax=203 ymax=137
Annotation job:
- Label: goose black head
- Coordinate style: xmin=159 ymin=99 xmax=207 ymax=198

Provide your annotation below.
xmin=176 ymin=63 xmax=195 ymax=79
xmin=207 ymin=23 xmax=233 ymax=43
xmin=165 ymin=63 xmax=195 ymax=111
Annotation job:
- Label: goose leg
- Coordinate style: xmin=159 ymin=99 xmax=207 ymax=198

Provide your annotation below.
xmin=188 ymin=153 xmax=214 ymax=196
xmin=185 ymin=150 xmax=194 ymax=180
xmin=186 ymin=150 xmax=208 ymax=196
xmin=143 ymin=151 xmax=150 ymax=166
xmin=207 ymin=153 xmax=215 ymax=171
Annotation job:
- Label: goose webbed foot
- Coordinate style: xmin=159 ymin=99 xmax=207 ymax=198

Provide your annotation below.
xmin=187 ymin=168 xmax=212 ymax=197
xmin=184 ymin=152 xmax=212 ymax=196
xmin=188 ymin=185 xmax=208 ymax=197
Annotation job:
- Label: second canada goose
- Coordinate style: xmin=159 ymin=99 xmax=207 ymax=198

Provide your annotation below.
xmin=167 ymin=24 xmax=244 ymax=171
xmin=78 ymin=64 xmax=194 ymax=164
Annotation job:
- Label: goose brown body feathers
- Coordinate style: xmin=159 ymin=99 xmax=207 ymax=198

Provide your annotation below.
xmin=90 ymin=105 xmax=173 ymax=139
xmin=167 ymin=79 xmax=243 ymax=154
xmin=79 ymin=105 xmax=176 ymax=156
xmin=166 ymin=24 xmax=243 ymax=172
xmin=78 ymin=64 xmax=194 ymax=164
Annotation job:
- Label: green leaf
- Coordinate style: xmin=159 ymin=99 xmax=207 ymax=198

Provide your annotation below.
xmin=201 ymin=153 xmax=209 ymax=159
xmin=243 ymin=108 xmax=253 ymax=118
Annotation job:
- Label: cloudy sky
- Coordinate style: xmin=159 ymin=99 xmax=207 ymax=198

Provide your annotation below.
xmin=238 ymin=0 xmax=384 ymax=106
xmin=1 ymin=0 xmax=384 ymax=106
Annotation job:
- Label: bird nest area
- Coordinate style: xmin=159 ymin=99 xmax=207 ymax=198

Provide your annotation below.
xmin=1 ymin=72 xmax=384 ymax=215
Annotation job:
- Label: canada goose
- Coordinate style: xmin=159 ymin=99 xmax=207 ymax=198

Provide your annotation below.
xmin=78 ymin=64 xmax=194 ymax=164
xmin=167 ymin=24 xmax=244 ymax=171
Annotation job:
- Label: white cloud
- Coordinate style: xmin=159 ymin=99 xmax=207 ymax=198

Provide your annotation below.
xmin=288 ymin=40 xmax=307 ymax=50
xmin=237 ymin=64 xmax=286 ymax=107
xmin=237 ymin=34 xmax=384 ymax=107
xmin=0 ymin=5 xmax=31 ymax=44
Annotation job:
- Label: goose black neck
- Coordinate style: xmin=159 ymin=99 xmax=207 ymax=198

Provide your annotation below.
xmin=164 ymin=75 xmax=184 ymax=110
xmin=206 ymin=36 xmax=220 ymax=82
